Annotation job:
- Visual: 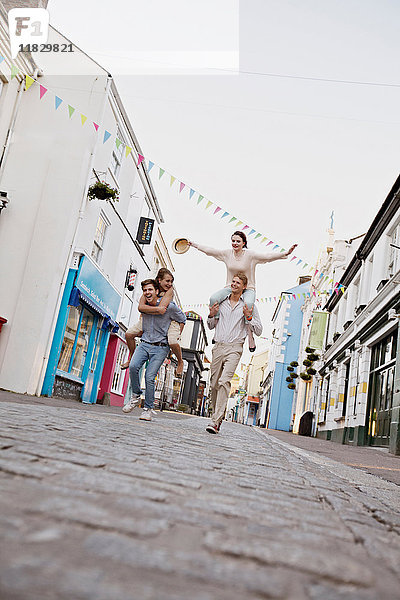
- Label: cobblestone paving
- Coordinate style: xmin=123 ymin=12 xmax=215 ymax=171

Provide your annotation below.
xmin=1 ymin=400 xmax=400 ymax=599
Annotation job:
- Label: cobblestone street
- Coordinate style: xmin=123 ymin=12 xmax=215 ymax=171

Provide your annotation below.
xmin=1 ymin=397 xmax=400 ymax=600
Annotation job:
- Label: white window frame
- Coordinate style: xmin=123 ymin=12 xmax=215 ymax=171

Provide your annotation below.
xmin=110 ymin=126 xmax=125 ymax=179
xmin=111 ymin=343 xmax=129 ymax=395
xmin=387 ymin=222 xmax=400 ymax=278
xmin=91 ymin=210 xmax=110 ymax=265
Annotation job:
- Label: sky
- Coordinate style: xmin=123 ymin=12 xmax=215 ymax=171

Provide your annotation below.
xmin=47 ymin=0 xmax=400 ymax=359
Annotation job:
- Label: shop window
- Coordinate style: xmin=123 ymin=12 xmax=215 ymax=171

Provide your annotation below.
xmin=91 ymin=212 xmax=109 ymax=264
xmin=57 ymin=307 xmax=95 ymax=379
xmin=111 ymin=343 xmax=129 ymax=395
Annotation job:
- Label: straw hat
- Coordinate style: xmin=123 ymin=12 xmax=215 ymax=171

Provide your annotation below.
xmin=172 ymin=238 xmax=190 ymax=254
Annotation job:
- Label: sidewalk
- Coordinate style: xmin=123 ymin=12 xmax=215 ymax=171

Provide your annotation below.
xmin=258 ymin=427 xmax=400 ymax=486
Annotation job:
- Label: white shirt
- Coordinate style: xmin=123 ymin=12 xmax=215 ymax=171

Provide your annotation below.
xmin=207 ymin=296 xmax=262 ymax=344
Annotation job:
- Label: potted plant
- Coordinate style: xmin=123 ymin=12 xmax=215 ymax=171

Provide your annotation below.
xmin=286 ymin=376 xmax=293 ymax=383
xmin=88 ymin=180 xmax=119 ymax=201
xmin=333 ymin=332 xmax=340 ymax=342
xmin=307 ymin=367 xmax=317 ymax=375
xmin=290 ymin=361 xmax=298 ymax=367
xmin=287 ymin=383 xmax=296 ymax=390
xmin=291 ymin=372 xmax=298 ymax=379
xmin=308 ymin=353 xmax=320 ymax=362
xmin=303 ymin=359 xmax=312 ymax=367
xmin=300 ymin=372 xmax=312 ymax=381
xmin=287 ymin=366 xmax=294 ymax=372
xmin=305 ymin=347 xmax=315 ymax=354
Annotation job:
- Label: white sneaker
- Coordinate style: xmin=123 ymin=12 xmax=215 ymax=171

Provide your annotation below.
xmin=139 ymin=408 xmax=152 ymax=421
xmin=151 ymin=409 xmax=157 ymax=417
xmin=122 ymin=394 xmax=140 ymax=413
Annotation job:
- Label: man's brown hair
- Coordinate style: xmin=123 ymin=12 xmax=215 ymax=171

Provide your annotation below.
xmin=233 ymin=272 xmax=248 ymax=287
xmin=141 ymin=278 xmax=158 ymax=291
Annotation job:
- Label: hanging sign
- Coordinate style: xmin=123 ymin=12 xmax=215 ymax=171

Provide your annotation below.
xmin=136 ymin=217 xmax=154 ymax=245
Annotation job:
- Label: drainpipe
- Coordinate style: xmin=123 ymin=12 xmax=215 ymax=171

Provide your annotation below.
xmin=35 ymin=73 xmax=113 ymax=396
xmin=0 ymin=78 xmax=25 ymax=180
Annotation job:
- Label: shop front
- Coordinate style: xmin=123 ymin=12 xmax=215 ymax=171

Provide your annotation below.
xmin=42 ymin=255 xmax=121 ymax=404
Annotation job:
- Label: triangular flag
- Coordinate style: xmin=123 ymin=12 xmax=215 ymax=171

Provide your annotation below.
xmin=55 ymin=96 xmax=62 ymax=110
xmin=296 ymin=259 xmax=302 ymax=266
xmin=249 ymin=229 xmax=256 ymax=236
xmin=68 ymin=105 xmax=75 ymax=118
xmin=115 ymin=138 xmax=122 ymax=149
xmin=170 ymin=176 xmax=176 ymax=187
xmin=229 ymin=216 xmax=237 ymax=223
xmin=261 ymin=237 xmax=268 ymax=244
xmin=189 ymin=188 xmax=195 ymax=199
xmin=25 ymin=75 xmax=34 ymax=90
xmin=255 ymin=233 xmax=261 ymax=240
xmin=197 ymin=195 xmax=204 ymax=205
xmin=137 ymin=154 xmax=145 ymax=166
xmin=273 ymin=244 xmax=279 ymax=250
xmin=159 ymin=168 xmax=165 ymax=179
xmin=242 ymin=225 xmax=249 ymax=231
xmin=206 ymin=201 xmax=213 ymax=209
xmin=148 ymin=161 xmax=154 ymax=172
xmin=214 ymin=207 xmax=221 ymax=215
xmin=39 ymin=85 xmax=47 ymax=99
xmin=267 ymin=241 xmax=273 ymax=247
xmin=290 ymin=255 xmax=297 ymax=262
xmin=221 ymin=211 xmax=229 ymax=219
xmin=93 ymin=122 xmax=99 ymax=131
xmin=81 ymin=114 xmax=87 ymax=126
xmin=179 ymin=182 xmax=185 ymax=193
xmin=125 ymin=146 xmax=132 ymax=157
xmin=11 ymin=65 xmax=19 ymax=79
xmin=236 ymin=221 xmax=243 ymax=227
xmin=103 ymin=131 xmax=111 ymax=143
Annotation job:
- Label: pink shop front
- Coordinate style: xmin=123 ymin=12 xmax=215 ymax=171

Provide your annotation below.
xmin=97 ymin=331 xmax=130 ymax=407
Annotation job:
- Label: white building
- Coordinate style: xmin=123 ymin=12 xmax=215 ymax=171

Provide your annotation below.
xmin=0 ymin=6 xmax=164 ymax=404
xmin=316 ymin=175 xmax=400 ymax=455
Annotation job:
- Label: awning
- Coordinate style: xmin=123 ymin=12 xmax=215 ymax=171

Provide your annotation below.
xmin=69 ymin=287 xmax=119 ymax=332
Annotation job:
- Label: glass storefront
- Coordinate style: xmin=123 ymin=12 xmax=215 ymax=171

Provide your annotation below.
xmin=57 ymin=306 xmax=95 ymax=378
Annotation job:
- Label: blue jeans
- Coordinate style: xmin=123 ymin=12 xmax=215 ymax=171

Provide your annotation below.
xmin=210 ymin=287 xmax=256 ymax=312
xmin=129 ymin=342 xmax=169 ymax=410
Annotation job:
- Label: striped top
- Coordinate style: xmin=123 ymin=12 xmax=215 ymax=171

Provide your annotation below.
xmin=207 ymin=297 xmax=262 ymax=344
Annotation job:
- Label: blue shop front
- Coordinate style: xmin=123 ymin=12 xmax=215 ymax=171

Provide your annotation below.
xmin=42 ymin=254 xmax=121 ymax=404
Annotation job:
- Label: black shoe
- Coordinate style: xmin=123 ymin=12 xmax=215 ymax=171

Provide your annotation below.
xmin=206 ymin=423 xmax=220 ymax=434
xmin=249 ymin=346 xmax=256 ymax=353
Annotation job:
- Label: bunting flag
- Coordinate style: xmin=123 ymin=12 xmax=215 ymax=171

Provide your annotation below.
xmin=0 ymin=52 xmax=343 ymax=291
xmin=39 ymin=85 xmax=47 ymax=100
xmin=25 ymin=75 xmax=34 ymax=90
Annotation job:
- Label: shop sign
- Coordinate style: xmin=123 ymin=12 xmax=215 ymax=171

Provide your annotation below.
xmin=308 ymin=311 xmax=328 ymax=350
xmin=76 ymin=256 xmax=121 ymax=320
xmin=136 ymin=217 xmax=155 ymax=245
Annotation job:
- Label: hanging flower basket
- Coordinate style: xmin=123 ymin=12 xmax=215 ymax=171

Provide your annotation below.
xmin=305 ymin=346 xmax=315 ymax=354
xmin=286 ymin=376 xmax=293 ymax=383
xmin=287 ymin=366 xmax=294 ymax=372
xmin=308 ymin=353 xmax=320 ymax=362
xmin=88 ymin=180 xmax=119 ymax=202
xmin=307 ymin=367 xmax=317 ymax=375
xmin=300 ymin=372 xmax=312 ymax=381
xmin=290 ymin=361 xmax=298 ymax=367
xmin=291 ymin=372 xmax=298 ymax=379
xmin=288 ymin=383 xmax=296 ymax=390
xmin=303 ymin=359 xmax=312 ymax=367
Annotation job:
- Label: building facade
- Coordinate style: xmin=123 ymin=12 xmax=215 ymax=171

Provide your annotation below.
xmin=316 ymin=176 xmax=400 ymax=454
xmin=179 ymin=311 xmax=208 ymax=414
xmin=0 ymin=13 xmax=163 ymax=404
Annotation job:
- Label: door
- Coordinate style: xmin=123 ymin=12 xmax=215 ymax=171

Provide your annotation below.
xmin=81 ymin=320 xmax=103 ymax=404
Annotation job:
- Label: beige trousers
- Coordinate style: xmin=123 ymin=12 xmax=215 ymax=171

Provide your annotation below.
xmin=210 ymin=342 xmax=244 ymax=426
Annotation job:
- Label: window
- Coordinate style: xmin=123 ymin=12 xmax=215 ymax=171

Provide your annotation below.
xmin=110 ymin=127 xmax=125 ymax=178
xmin=111 ymin=343 xmax=129 ymax=395
xmin=388 ymin=223 xmax=400 ymax=278
xmin=342 ymin=361 xmax=350 ymax=417
xmin=91 ymin=212 xmax=109 ymax=264
xmin=57 ymin=307 xmax=95 ymax=379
